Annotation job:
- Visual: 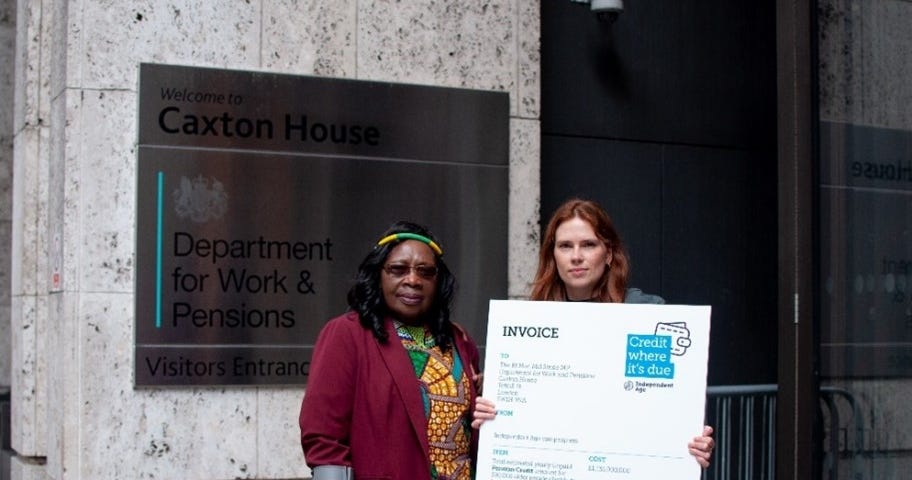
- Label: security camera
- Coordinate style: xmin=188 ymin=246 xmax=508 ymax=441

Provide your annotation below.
xmin=591 ymin=0 xmax=623 ymax=22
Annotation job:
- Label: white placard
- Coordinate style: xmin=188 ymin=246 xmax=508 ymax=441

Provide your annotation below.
xmin=477 ymin=300 xmax=711 ymax=480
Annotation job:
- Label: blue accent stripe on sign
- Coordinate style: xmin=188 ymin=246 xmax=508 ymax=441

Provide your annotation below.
xmin=156 ymin=171 xmax=164 ymax=329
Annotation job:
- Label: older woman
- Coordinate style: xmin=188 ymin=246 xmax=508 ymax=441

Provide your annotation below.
xmin=300 ymin=221 xmax=480 ymax=480
xmin=475 ymin=198 xmax=715 ymax=467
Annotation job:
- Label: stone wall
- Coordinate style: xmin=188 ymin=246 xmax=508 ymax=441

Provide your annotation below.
xmin=8 ymin=1 xmax=540 ymax=478
xmin=0 ymin=0 xmax=15 ymax=394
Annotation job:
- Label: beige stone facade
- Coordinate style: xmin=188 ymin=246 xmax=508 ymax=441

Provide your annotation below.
xmin=2 ymin=1 xmax=540 ymax=478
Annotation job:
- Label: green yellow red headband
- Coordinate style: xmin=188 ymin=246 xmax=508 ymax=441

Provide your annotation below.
xmin=377 ymin=232 xmax=444 ymax=256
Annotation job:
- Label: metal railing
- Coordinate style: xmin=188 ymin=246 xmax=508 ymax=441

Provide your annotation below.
xmin=702 ymin=385 xmax=777 ymax=480
xmin=818 ymin=386 xmax=864 ymax=480
xmin=701 ymin=384 xmax=864 ymax=480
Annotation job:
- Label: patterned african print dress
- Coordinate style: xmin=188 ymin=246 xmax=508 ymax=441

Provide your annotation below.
xmin=396 ymin=322 xmax=474 ymax=480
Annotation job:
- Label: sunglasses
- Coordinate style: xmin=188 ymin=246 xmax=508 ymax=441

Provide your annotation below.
xmin=383 ymin=264 xmax=439 ymax=280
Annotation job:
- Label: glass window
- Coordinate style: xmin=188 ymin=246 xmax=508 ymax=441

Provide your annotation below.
xmin=818 ymin=1 xmax=912 ymax=478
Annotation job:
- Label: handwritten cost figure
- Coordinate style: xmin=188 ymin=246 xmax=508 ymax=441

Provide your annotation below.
xmin=472 ymin=198 xmax=715 ymax=468
xmin=300 ymin=221 xmax=483 ymax=480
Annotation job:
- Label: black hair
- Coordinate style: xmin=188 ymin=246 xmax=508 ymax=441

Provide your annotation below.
xmin=346 ymin=221 xmax=458 ymax=350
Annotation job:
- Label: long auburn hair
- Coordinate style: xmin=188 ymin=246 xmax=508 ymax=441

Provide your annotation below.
xmin=530 ymin=198 xmax=629 ymax=303
xmin=346 ymin=221 xmax=457 ymax=350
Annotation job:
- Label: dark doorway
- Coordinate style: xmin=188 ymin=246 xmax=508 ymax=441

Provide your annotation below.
xmin=540 ymin=0 xmax=778 ymax=387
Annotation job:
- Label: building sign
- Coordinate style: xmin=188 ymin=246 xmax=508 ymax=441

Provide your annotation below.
xmin=135 ymin=63 xmax=508 ymax=386
xmin=820 ymin=121 xmax=912 ymax=377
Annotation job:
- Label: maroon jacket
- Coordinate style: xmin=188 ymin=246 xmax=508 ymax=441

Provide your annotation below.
xmin=300 ymin=311 xmax=481 ymax=480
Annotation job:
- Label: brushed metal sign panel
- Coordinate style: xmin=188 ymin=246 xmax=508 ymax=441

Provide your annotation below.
xmin=135 ymin=64 xmax=508 ymax=386
xmin=820 ymin=121 xmax=912 ymax=378
xmin=136 ymin=346 xmax=311 ymax=386
xmin=138 ymin=64 xmax=508 ymax=164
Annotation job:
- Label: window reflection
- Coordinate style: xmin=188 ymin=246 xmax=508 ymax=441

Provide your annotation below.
xmin=818 ymin=1 xmax=912 ymax=477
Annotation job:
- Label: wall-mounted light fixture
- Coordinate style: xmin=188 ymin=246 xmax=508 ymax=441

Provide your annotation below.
xmin=570 ymin=0 xmax=624 ymax=23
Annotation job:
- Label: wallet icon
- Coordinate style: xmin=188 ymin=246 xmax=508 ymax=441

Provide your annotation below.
xmin=655 ymin=322 xmax=691 ymax=356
